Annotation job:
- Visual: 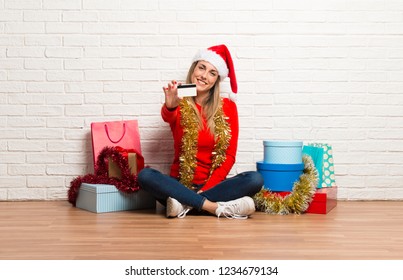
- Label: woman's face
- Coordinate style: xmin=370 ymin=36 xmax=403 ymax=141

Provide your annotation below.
xmin=191 ymin=60 xmax=219 ymax=94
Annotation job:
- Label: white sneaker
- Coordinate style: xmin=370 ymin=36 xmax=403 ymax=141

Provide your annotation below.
xmin=215 ymin=196 xmax=256 ymax=219
xmin=166 ymin=197 xmax=192 ymax=218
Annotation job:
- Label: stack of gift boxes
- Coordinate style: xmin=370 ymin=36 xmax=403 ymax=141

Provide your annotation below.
xmin=75 ymin=120 xmax=155 ymax=213
xmin=257 ymin=140 xmax=337 ymax=214
xmin=76 ymin=151 xmax=155 ymax=214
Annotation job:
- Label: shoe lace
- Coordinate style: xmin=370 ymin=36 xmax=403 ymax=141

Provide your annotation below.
xmin=177 ymin=207 xmax=192 ymax=219
xmin=217 ymin=204 xmax=248 ymax=220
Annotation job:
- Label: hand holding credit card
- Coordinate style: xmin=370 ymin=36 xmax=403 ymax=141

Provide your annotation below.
xmin=177 ymin=84 xmax=197 ymax=97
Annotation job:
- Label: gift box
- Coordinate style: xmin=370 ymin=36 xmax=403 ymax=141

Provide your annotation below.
xmin=108 ymin=152 xmax=138 ymax=179
xmin=108 ymin=147 xmax=144 ymax=179
xmin=257 ymin=161 xmax=304 ymax=192
xmin=76 ymin=183 xmax=156 ymax=213
xmin=305 ymin=187 xmax=337 ymax=214
xmin=274 ymin=187 xmax=337 ymax=214
xmin=263 ymin=140 xmax=303 ymax=164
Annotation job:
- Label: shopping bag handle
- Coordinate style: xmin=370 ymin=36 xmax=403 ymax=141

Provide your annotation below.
xmin=104 ymin=123 xmax=126 ymax=143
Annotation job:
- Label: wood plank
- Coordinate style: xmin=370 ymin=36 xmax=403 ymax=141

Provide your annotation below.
xmin=0 ymin=200 xmax=402 ymax=260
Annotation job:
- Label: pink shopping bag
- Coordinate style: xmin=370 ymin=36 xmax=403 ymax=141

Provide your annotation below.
xmin=91 ymin=120 xmax=142 ymax=170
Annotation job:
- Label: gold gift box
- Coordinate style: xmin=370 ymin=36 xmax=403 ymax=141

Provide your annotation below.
xmin=108 ymin=153 xmax=138 ymax=179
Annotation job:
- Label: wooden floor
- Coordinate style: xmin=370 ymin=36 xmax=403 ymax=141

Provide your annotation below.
xmin=0 ymin=200 xmax=403 ymax=260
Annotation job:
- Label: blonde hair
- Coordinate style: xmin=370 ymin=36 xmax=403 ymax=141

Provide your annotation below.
xmin=185 ymin=61 xmax=221 ymax=135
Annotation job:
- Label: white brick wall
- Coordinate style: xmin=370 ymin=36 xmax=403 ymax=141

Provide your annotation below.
xmin=1 ymin=0 xmax=403 ymax=201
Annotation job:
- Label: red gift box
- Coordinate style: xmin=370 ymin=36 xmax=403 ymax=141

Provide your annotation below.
xmin=274 ymin=187 xmax=337 ymax=214
xmin=305 ymin=187 xmax=337 ymax=214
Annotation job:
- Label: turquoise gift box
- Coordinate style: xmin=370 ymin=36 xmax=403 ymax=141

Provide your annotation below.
xmin=258 ymin=140 xmax=304 ymax=192
xmin=263 ymin=140 xmax=303 ymax=164
xmin=257 ymin=161 xmax=304 ymax=192
xmin=76 ymin=183 xmax=156 ymax=213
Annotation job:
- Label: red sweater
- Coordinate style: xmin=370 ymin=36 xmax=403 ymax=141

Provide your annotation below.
xmin=161 ymin=98 xmax=239 ymax=191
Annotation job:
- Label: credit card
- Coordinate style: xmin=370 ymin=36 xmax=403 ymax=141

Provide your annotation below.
xmin=177 ymin=84 xmax=197 ymax=97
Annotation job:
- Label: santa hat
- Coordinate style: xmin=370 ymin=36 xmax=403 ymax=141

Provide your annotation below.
xmin=192 ymin=44 xmax=238 ymax=94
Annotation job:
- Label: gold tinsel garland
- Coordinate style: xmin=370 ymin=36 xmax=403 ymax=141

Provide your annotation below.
xmin=178 ymin=98 xmax=231 ymax=189
xmin=253 ymin=155 xmax=318 ymax=215
xmin=208 ymin=103 xmax=231 ymax=178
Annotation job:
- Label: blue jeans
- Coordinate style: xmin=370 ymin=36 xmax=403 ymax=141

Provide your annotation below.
xmin=137 ymin=167 xmax=264 ymax=211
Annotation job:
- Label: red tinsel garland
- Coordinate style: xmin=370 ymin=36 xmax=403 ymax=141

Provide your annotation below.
xmin=67 ymin=146 xmax=141 ymax=206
